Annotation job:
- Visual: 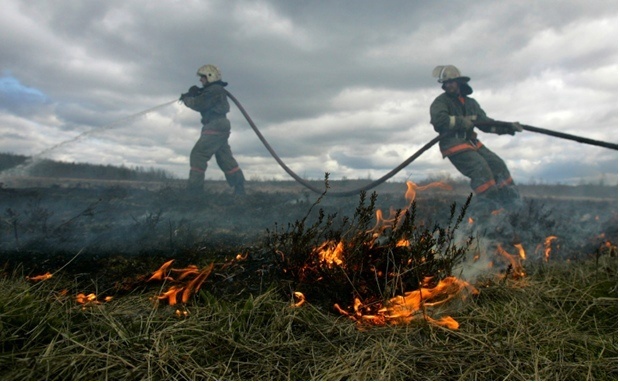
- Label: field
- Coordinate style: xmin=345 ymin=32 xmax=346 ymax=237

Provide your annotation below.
xmin=0 ymin=177 xmax=617 ymax=380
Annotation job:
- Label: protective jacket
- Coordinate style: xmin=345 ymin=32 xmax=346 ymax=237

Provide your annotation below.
xmin=182 ymin=81 xmax=231 ymax=133
xmin=430 ymin=92 xmax=514 ymax=157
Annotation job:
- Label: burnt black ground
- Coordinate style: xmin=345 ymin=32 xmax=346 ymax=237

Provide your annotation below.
xmin=0 ymin=182 xmax=617 ymax=301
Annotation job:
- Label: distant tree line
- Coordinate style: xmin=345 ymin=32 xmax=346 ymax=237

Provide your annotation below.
xmin=0 ymin=153 xmax=176 ymax=181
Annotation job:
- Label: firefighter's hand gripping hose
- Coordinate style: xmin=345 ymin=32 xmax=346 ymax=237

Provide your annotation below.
xmin=226 ymin=90 xmax=618 ymax=197
xmin=474 ymin=121 xmax=618 ymax=151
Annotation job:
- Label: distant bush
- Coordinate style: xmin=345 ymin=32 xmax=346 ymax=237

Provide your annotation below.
xmin=0 ymin=153 xmax=27 ymax=172
xmin=0 ymin=152 xmax=176 ymax=181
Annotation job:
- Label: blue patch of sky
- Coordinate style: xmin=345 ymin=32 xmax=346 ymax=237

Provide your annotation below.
xmin=0 ymin=71 xmax=48 ymax=105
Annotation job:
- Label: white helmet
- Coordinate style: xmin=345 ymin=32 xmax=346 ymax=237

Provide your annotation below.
xmin=196 ymin=64 xmax=222 ymax=83
xmin=432 ymin=65 xmax=470 ymax=83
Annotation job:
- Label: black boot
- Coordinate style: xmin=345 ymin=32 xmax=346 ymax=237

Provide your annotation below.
xmin=226 ymin=169 xmax=246 ymax=196
xmin=498 ymin=185 xmax=523 ymax=211
xmin=234 ymin=182 xmax=246 ymax=196
xmin=469 ymin=188 xmax=503 ymax=220
xmin=187 ymin=170 xmax=205 ymax=193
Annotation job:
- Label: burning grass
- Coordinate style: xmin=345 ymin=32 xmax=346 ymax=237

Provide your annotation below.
xmin=0 ymin=260 xmax=616 ymax=380
xmin=0 ymin=180 xmax=617 ymax=380
xmin=267 ymin=184 xmax=476 ymax=329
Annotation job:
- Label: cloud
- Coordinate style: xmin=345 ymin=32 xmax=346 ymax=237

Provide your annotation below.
xmin=0 ymin=0 xmax=616 ymax=187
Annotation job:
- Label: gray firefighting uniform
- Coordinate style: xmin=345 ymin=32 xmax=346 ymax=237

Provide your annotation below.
xmin=430 ymin=91 xmax=520 ymax=205
xmin=182 ymin=81 xmax=245 ymax=193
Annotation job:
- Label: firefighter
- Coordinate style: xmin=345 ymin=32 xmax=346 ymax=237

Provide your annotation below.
xmin=429 ymin=65 xmax=522 ymax=211
xmin=180 ymin=64 xmax=245 ymax=195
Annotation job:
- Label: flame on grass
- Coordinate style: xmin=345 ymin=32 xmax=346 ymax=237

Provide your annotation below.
xmin=367 ymin=181 xmax=452 ymax=240
xmin=27 ymin=271 xmax=115 ymax=308
xmin=314 ymin=181 xmax=449 ymax=269
xmin=149 ymin=260 xmax=214 ymax=306
xmin=603 ymin=240 xmax=617 ymax=254
xmin=26 ymin=272 xmax=53 ymax=282
xmin=292 ymin=291 xmax=306 ymax=307
xmin=75 ymin=293 xmax=97 ymax=304
xmin=316 ymin=240 xmax=345 ymax=267
xmin=497 ymin=244 xmax=527 ymax=278
xmin=310 ymin=180 xmax=478 ymax=329
xmin=312 ymin=182 xmax=440 ymax=269
xmin=537 ymin=235 xmax=558 ymax=262
xmin=75 ymin=293 xmax=113 ymax=309
xmin=175 ymin=309 xmax=189 ymax=318
xmin=335 ymin=276 xmax=478 ymax=329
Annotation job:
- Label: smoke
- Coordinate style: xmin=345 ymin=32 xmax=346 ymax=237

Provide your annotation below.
xmin=0 ymin=175 xmax=616 ymax=289
xmin=453 ymin=197 xmax=617 ymax=283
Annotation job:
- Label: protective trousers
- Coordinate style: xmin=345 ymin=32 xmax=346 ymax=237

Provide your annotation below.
xmin=188 ymin=131 xmax=245 ymax=192
xmin=447 ymin=145 xmax=519 ymax=205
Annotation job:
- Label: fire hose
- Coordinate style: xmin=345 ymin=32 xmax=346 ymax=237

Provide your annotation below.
xmin=475 ymin=121 xmax=618 ymax=151
xmin=226 ymin=89 xmax=618 ymax=197
xmin=226 ymin=90 xmax=447 ymax=197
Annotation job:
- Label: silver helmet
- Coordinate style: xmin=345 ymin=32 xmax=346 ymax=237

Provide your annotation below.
xmin=432 ymin=65 xmax=470 ymax=83
xmin=196 ymin=64 xmax=222 ymax=83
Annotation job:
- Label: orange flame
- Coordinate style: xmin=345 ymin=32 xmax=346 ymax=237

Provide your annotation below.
xmin=148 ymin=259 xmax=175 ymax=282
xmin=543 ymin=236 xmax=558 ymax=262
xmin=175 ymin=309 xmax=189 ymax=318
xmin=405 ymin=180 xmax=453 ymax=204
xmin=396 ymin=239 xmax=410 ymax=247
xmin=427 ymin=316 xmax=460 ymax=330
xmin=316 ymin=240 xmax=345 ymax=267
xmin=76 ymin=293 xmax=97 ymax=304
xmin=368 ymin=208 xmax=401 ymax=236
xmin=292 ymin=291 xmax=306 ymax=307
xmin=181 ymin=263 xmax=214 ymax=304
xmin=367 ymin=180 xmax=451 ymax=239
xmin=514 ymin=243 xmax=526 ymax=260
xmin=175 ymin=265 xmax=200 ymax=281
xmin=336 ymin=276 xmax=478 ymax=329
xmin=75 ymin=292 xmax=111 ymax=306
xmin=26 ymin=272 xmax=53 ymax=282
xmin=325 ymin=180 xmax=444 ymax=258
xmin=158 ymin=286 xmax=184 ymax=305
xmin=236 ymin=253 xmax=248 ymax=261
xmin=497 ymin=244 xmax=526 ymax=278
xmin=152 ymin=262 xmax=215 ymax=306
xmin=309 ymin=180 xmax=472 ymax=330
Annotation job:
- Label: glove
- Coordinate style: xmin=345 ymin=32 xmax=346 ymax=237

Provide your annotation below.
xmin=512 ymin=122 xmax=524 ymax=133
xmin=491 ymin=124 xmax=517 ymax=135
xmin=494 ymin=122 xmax=523 ymax=136
xmin=187 ymin=86 xmax=201 ymax=96
xmin=179 ymin=86 xmax=202 ymax=101
xmin=457 ymin=115 xmax=476 ymax=131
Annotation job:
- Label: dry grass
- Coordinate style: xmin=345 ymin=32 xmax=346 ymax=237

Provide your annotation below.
xmin=0 ymin=259 xmax=616 ymax=381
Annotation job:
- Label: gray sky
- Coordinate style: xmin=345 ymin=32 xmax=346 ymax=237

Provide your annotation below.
xmin=1 ymin=0 xmax=617 ymax=186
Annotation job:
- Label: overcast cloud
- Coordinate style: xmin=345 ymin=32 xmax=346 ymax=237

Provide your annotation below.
xmin=0 ymin=0 xmax=617 ymax=186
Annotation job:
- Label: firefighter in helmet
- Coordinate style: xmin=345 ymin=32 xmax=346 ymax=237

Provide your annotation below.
xmin=180 ymin=64 xmax=245 ymax=195
xmin=429 ymin=65 xmax=522 ymax=211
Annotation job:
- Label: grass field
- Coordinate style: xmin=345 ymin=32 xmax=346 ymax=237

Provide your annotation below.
xmin=0 ymin=259 xmax=616 ymax=380
xmin=0 ymin=179 xmax=617 ymax=380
